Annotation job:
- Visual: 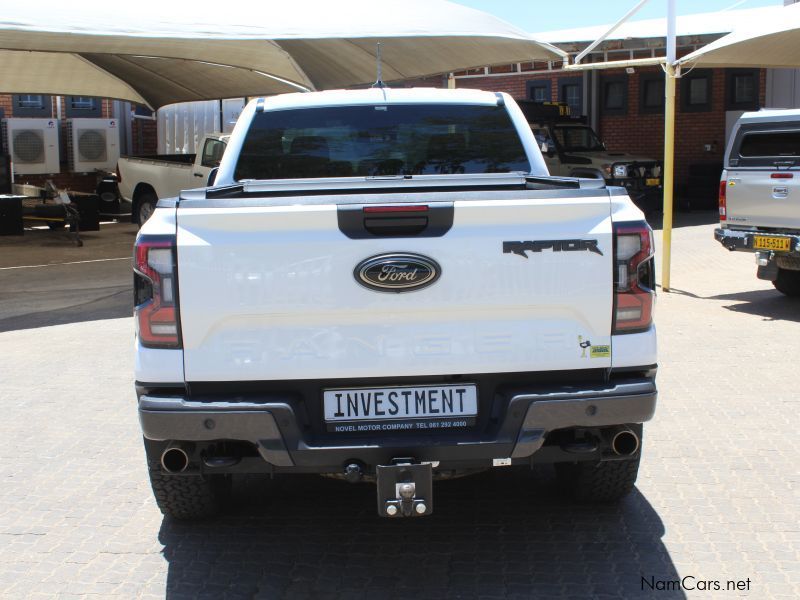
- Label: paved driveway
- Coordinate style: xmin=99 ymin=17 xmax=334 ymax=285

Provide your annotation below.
xmin=0 ymin=214 xmax=797 ymax=599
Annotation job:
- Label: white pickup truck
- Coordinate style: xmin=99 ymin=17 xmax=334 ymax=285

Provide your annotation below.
xmin=117 ymin=133 xmax=228 ymax=225
xmin=134 ymin=88 xmax=658 ymax=520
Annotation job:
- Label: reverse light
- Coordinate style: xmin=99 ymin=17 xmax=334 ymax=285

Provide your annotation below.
xmin=718 ymin=180 xmax=727 ymax=221
xmin=613 ymin=164 xmax=628 ymax=178
xmin=133 ymin=235 xmax=181 ymax=348
xmin=613 ymin=221 xmax=655 ymax=334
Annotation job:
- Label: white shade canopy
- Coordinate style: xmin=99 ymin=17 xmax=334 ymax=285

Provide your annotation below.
xmin=677 ymin=2 xmax=800 ymax=68
xmin=0 ymin=0 xmax=565 ymax=109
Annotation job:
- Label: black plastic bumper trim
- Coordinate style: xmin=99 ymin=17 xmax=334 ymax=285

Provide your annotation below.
xmin=139 ymin=378 xmax=656 ymax=470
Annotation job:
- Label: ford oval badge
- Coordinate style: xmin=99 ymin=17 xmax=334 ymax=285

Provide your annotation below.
xmin=354 ymin=253 xmax=440 ymax=293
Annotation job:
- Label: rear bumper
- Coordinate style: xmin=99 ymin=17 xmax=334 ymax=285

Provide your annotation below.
xmin=715 ymin=227 xmax=800 ymax=253
xmin=139 ymin=377 xmax=657 ymax=471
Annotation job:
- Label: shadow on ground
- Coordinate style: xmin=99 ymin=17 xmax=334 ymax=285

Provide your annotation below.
xmin=159 ymin=468 xmax=684 ymax=599
xmin=0 ymin=257 xmax=133 ymax=333
xmin=665 ymin=287 xmax=800 ymax=323
xmin=0 ymin=285 xmax=133 ymax=333
xmin=647 ymin=210 xmax=719 ymax=231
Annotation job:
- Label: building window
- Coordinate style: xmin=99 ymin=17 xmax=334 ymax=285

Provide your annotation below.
xmin=12 ymin=94 xmax=52 ymax=117
xmin=558 ymin=77 xmax=583 ymax=116
xmin=600 ymin=75 xmax=628 ymax=115
xmin=526 ymin=80 xmax=551 ymax=103
xmin=726 ymin=69 xmax=760 ymax=110
xmin=640 ymin=74 xmax=665 ymax=114
xmin=681 ymin=70 xmax=712 ymax=112
xmin=65 ymin=96 xmax=101 ymax=118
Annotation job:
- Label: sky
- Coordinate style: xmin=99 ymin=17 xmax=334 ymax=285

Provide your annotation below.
xmin=453 ymin=0 xmax=783 ymax=32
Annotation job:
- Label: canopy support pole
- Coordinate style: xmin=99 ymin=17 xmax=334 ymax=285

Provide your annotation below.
xmin=662 ymin=0 xmax=677 ymax=292
xmin=662 ymin=63 xmax=677 ymax=292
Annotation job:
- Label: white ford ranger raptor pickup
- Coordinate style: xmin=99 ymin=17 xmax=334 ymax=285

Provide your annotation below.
xmin=134 ymin=88 xmax=658 ymax=520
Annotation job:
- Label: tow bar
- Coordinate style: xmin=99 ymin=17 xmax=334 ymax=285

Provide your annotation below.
xmin=376 ymin=460 xmax=432 ymax=517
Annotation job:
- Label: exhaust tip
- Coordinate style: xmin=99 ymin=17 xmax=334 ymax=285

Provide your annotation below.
xmin=611 ymin=429 xmax=640 ymax=456
xmin=161 ymin=446 xmax=189 ymax=474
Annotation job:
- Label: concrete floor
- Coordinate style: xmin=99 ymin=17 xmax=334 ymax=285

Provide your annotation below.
xmin=0 ymin=213 xmax=798 ymax=599
xmin=0 ymin=223 xmax=135 ymax=332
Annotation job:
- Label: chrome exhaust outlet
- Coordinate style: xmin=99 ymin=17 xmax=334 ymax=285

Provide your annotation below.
xmin=610 ymin=428 xmax=640 ymax=457
xmin=161 ymin=444 xmax=190 ymax=474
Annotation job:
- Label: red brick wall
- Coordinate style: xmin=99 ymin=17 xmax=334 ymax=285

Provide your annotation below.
xmin=430 ymin=68 xmax=767 ymax=191
xmin=598 ymin=67 xmax=767 ymax=187
xmin=131 ymin=118 xmax=157 ymax=155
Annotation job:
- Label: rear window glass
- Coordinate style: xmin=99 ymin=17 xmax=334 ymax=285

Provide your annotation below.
xmin=234 ymin=104 xmax=530 ymax=181
xmin=739 ymin=130 xmax=800 ymax=157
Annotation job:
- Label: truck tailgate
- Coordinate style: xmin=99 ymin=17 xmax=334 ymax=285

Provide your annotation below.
xmin=176 ymin=191 xmax=613 ymax=381
xmin=726 ymin=169 xmax=800 ymax=229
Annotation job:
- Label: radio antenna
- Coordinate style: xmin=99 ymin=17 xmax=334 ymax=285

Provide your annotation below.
xmin=372 ymin=42 xmax=385 ymax=88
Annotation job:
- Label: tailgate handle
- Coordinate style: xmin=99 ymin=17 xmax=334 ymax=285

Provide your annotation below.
xmin=364 ymin=216 xmax=428 ymax=236
xmin=337 ymin=203 xmax=454 ymax=239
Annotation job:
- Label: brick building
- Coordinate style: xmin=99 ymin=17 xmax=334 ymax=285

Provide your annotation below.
xmin=0 ymin=94 xmax=156 ymax=193
xmin=406 ymin=6 xmax=791 ymax=204
xmin=0 ymin=5 xmax=796 ymax=197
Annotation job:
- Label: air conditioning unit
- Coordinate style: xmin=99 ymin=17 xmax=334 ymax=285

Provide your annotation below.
xmin=66 ymin=118 xmax=120 ymax=172
xmin=1 ymin=118 xmax=60 ymax=175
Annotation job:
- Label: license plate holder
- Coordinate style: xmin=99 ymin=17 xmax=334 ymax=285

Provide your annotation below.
xmin=753 ymin=235 xmax=791 ymax=251
xmin=323 ymin=384 xmax=478 ymax=432
xmin=376 ymin=462 xmax=432 ymax=517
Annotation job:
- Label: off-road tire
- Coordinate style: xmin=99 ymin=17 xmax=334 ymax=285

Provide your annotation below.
xmin=146 ymin=459 xmax=230 ymax=520
xmin=556 ymin=455 xmax=640 ymax=503
xmin=773 ymin=268 xmax=800 ymax=297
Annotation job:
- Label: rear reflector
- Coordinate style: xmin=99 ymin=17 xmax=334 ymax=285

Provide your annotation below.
xmin=718 ymin=180 xmax=727 ymax=221
xmin=133 ymin=235 xmax=181 ymax=348
xmin=613 ymin=221 xmax=655 ymax=334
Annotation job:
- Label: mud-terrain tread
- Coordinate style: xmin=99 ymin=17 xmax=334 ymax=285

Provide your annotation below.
xmin=557 ymin=456 xmax=640 ymax=503
xmin=147 ymin=460 xmax=228 ymax=520
xmin=773 ymin=268 xmax=800 ymax=297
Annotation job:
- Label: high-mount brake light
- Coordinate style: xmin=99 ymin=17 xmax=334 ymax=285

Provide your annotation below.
xmin=719 ymin=180 xmax=727 ymax=221
xmin=771 ymin=172 xmax=793 ymax=179
xmin=363 ymin=205 xmax=429 ymax=213
xmin=613 ymin=221 xmax=655 ymax=334
xmin=133 ymin=235 xmax=181 ymax=348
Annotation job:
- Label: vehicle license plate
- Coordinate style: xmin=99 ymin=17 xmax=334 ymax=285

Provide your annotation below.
xmin=753 ymin=235 xmax=791 ymax=251
xmin=645 ymin=178 xmax=660 ymax=186
xmin=324 ymin=384 xmax=478 ymax=432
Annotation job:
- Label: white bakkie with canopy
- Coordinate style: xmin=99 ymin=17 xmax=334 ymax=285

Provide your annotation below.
xmin=133 ymin=88 xmax=658 ymax=520
xmin=716 ymin=109 xmax=800 ymax=296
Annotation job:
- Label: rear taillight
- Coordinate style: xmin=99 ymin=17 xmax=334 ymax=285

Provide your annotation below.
xmin=719 ymin=180 xmax=727 ymax=221
xmin=613 ymin=221 xmax=655 ymax=334
xmin=134 ymin=235 xmax=181 ymax=348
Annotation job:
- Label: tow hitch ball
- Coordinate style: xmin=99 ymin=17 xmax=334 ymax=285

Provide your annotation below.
xmin=377 ymin=461 xmax=432 ymax=517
